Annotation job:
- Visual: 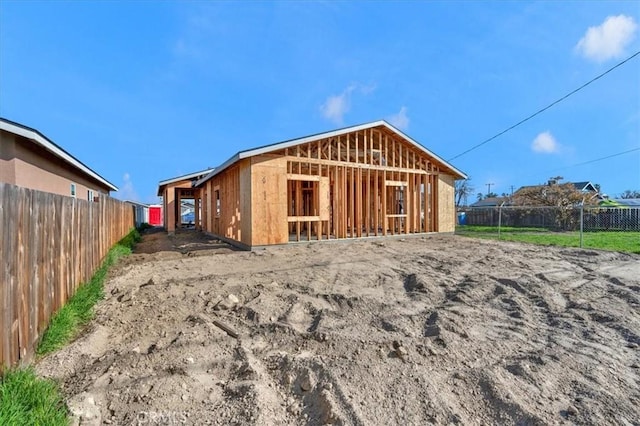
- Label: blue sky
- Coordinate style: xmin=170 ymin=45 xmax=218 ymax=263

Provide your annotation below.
xmin=1 ymin=1 xmax=638 ymax=203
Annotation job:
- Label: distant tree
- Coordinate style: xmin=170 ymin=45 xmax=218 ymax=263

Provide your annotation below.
xmin=548 ymin=176 xmax=564 ymax=185
xmin=477 ymin=192 xmax=484 ymax=202
xmin=620 ymin=190 xmax=640 ymax=199
xmin=455 ymin=178 xmax=474 ymax=207
xmin=485 ymin=192 xmax=498 ymax=198
xmin=513 ymin=176 xmax=597 ymax=229
xmin=514 ymin=177 xmax=596 ymax=207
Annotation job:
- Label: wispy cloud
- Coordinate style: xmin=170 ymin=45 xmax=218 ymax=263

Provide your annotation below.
xmin=118 ymin=172 xmax=139 ymax=201
xmin=169 ymin=7 xmax=226 ymax=62
xmin=320 ymin=83 xmax=376 ymax=125
xmin=172 ymin=38 xmax=204 ymax=59
xmin=387 ymin=107 xmax=409 ymax=131
xmin=320 ymin=86 xmax=354 ymax=125
xmin=575 ymin=15 xmax=638 ymax=62
xmin=531 ymin=131 xmax=559 ymax=154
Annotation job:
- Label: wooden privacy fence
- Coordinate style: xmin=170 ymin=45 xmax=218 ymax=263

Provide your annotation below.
xmin=0 ymin=183 xmax=134 ymax=369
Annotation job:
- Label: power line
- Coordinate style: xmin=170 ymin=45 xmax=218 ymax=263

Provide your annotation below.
xmin=544 ymin=147 xmax=640 ymax=173
xmin=448 ymin=50 xmax=640 ymax=161
xmin=517 ymin=146 xmax=640 ymax=183
xmin=485 ymin=182 xmax=494 ymax=195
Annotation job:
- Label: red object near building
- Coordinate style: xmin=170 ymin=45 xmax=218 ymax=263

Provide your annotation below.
xmin=148 ymin=205 xmax=163 ymax=226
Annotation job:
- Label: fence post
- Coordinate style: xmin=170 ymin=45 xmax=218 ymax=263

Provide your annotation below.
xmin=579 ymin=197 xmax=585 ymax=248
xmin=498 ymin=202 xmax=505 ymax=239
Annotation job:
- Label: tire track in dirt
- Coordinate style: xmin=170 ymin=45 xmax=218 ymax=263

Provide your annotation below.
xmin=36 ymin=234 xmax=640 ymax=425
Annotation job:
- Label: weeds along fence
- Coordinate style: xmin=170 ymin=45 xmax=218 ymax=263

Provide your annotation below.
xmin=0 ymin=183 xmax=134 ymax=369
xmin=457 ymin=205 xmax=640 ymax=251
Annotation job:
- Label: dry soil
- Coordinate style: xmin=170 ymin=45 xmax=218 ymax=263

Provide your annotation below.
xmin=36 ymin=231 xmax=640 ymax=425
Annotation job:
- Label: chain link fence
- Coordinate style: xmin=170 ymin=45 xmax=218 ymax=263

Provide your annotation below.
xmin=456 ymin=205 xmax=640 ymax=253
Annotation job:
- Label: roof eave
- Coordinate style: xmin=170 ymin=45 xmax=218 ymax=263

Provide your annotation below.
xmin=194 ymin=155 xmax=240 ymax=187
xmin=0 ymin=118 xmax=118 ymax=191
xmin=157 ymin=168 xmax=215 ymax=195
xmin=195 ymin=120 xmax=466 ymax=186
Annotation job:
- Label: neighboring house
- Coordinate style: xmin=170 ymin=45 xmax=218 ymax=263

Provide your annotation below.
xmin=0 ymin=118 xmax=117 ymax=198
xmin=126 ymin=201 xmax=163 ymax=227
xmin=194 ymin=120 xmax=466 ymax=249
xmin=125 ymin=200 xmax=150 ymax=227
xmin=599 ymin=198 xmax=640 ymax=207
xmin=157 ymin=168 xmax=214 ymax=233
xmin=469 ymin=196 xmax=510 ymax=208
xmin=181 ymin=201 xmax=196 ymax=225
xmin=515 ymin=179 xmax=601 ymax=200
xmin=572 ymin=181 xmax=599 ymax=194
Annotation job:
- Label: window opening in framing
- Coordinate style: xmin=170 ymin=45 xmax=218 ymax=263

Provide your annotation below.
xmin=214 ymin=189 xmax=221 ymax=217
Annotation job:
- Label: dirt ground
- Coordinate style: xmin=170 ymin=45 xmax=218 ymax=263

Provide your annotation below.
xmin=36 ymin=230 xmax=640 ymax=425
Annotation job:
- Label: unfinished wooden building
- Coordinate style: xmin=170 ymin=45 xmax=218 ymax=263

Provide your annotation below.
xmin=157 ymin=168 xmax=213 ymax=233
xmin=195 ymin=121 xmax=466 ymax=249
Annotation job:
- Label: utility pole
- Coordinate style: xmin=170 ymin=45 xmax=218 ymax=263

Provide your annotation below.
xmin=510 ymin=185 xmax=514 ymax=197
xmin=486 ymin=183 xmax=494 ymax=196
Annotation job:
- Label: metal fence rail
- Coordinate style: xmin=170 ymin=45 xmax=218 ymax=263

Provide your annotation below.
xmin=583 ymin=207 xmax=640 ymax=231
xmin=459 ymin=206 xmax=640 ymax=232
xmin=456 ymin=205 xmax=640 ymax=254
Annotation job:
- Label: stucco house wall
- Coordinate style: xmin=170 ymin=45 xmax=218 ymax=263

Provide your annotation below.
xmin=0 ymin=119 xmax=116 ymax=198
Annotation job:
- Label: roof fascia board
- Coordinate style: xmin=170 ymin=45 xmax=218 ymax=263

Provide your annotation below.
xmin=237 ymin=120 xmax=387 ymax=159
xmin=158 ymin=168 xmax=215 ymax=187
xmin=1 ymin=119 xmax=118 ymax=191
xmin=125 ymin=200 xmax=149 ymax=207
xmin=379 ymin=121 xmax=467 ymax=179
xmin=194 ymin=155 xmax=240 ymax=187
xmin=195 ymin=120 xmax=466 ymax=186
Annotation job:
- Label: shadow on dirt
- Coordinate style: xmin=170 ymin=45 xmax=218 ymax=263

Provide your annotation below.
xmin=133 ymin=227 xmax=240 ymax=255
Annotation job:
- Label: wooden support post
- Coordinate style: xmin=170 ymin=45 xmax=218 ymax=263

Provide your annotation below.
xmin=392 ymin=139 xmax=395 ymax=168
xmin=382 ymin=170 xmax=387 ymax=236
xmin=365 ymin=168 xmax=370 ymax=237
xmin=373 ymin=170 xmax=382 ymax=237
xmin=342 ymin=166 xmax=347 ymax=238
xmin=349 ymin=167 xmax=354 ymax=237
xmin=346 ymin=135 xmax=350 ymax=163
xmin=384 ymin=135 xmax=388 ymax=167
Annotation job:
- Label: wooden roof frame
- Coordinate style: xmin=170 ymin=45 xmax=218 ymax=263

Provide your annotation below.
xmin=195 ymin=120 xmax=467 ymax=187
xmin=156 ymin=168 xmax=215 ymax=196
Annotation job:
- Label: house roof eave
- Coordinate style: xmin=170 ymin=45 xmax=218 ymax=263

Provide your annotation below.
xmin=0 ymin=117 xmax=118 ymax=192
xmin=157 ymin=168 xmax=215 ymax=196
xmin=194 ymin=121 xmax=467 ymax=187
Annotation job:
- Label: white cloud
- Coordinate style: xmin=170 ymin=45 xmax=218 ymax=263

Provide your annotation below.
xmin=118 ymin=172 xmax=139 ymax=201
xmin=320 ymin=87 xmax=354 ymax=125
xmin=172 ymin=39 xmax=203 ymax=59
xmin=576 ymin=15 xmax=638 ymax=62
xmin=387 ymin=106 xmax=410 ymax=131
xmin=320 ymin=83 xmax=376 ymax=125
xmin=531 ymin=131 xmax=559 ymax=153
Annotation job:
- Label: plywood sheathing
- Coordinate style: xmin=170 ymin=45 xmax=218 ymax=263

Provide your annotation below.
xmin=198 ymin=125 xmax=461 ymax=248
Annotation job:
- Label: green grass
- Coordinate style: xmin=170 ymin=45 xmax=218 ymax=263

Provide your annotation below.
xmin=457 ymin=226 xmax=640 ymax=254
xmin=37 ymin=228 xmax=139 ymax=356
xmin=0 ymin=228 xmax=140 ymax=426
xmin=458 ymin=225 xmax=552 ymax=233
xmin=0 ymin=368 xmax=68 ymax=426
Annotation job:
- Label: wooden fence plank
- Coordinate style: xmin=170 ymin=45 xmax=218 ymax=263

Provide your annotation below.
xmin=0 ymin=183 xmax=133 ymax=370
